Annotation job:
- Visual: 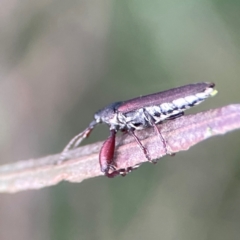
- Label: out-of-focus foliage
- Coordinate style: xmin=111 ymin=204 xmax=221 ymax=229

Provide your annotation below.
xmin=0 ymin=1 xmax=239 ymax=240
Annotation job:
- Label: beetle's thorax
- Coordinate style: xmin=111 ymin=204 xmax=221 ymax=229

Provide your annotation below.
xmin=117 ymin=109 xmax=149 ymax=130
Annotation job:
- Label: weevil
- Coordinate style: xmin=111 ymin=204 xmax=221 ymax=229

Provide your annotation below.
xmin=60 ymin=82 xmax=217 ymax=177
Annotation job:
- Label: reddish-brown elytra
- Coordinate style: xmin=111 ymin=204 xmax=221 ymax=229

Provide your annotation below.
xmin=60 ymin=82 xmax=217 ymax=177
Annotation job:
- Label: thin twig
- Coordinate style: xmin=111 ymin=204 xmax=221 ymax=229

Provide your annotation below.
xmin=0 ymin=104 xmax=240 ymax=193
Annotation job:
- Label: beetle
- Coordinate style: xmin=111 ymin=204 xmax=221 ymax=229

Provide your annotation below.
xmin=60 ymin=82 xmax=217 ymax=177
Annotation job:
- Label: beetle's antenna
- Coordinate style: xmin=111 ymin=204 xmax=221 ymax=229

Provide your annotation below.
xmin=60 ymin=120 xmax=97 ymax=161
xmin=73 ymin=121 xmax=96 ymax=148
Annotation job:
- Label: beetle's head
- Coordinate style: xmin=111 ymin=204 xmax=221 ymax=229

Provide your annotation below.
xmin=94 ymin=101 xmax=122 ymax=125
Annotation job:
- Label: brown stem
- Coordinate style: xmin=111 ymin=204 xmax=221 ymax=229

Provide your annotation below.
xmin=0 ymin=104 xmax=240 ymax=193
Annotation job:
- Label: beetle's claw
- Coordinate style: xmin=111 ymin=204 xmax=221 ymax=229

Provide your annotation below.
xmin=104 ymin=163 xmax=142 ymax=178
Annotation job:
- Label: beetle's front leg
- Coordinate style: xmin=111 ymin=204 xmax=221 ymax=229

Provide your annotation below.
xmin=99 ymin=129 xmax=118 ymax=177
xmin=99 ymin=129 xmax=136 ymax=178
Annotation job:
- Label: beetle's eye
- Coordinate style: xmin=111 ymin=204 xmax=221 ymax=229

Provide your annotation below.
xmin=154 ymin=112 xmax=161 ymax=117
xmin=132 ymin=122 xmax=142 ymax=127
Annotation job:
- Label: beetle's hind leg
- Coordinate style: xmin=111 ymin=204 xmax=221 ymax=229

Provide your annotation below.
xmin=104 ymin=164 xmax=141 ymax=178
xmin=128 ymin=129 xmax=152 ymax=162
xmin=143 ymin=109 xmax=182 ymax=157
xmin=165 ymin=112 xmax=184 ymax=120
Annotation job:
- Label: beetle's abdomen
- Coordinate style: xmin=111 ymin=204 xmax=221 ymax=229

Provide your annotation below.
xmin=145 ymin=86 xmax=216 ymax=121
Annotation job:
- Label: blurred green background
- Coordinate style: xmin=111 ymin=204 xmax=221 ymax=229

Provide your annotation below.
xmin=0 ymin=0 xmax=240 ymax=240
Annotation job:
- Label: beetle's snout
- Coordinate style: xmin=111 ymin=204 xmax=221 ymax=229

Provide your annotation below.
xmin=94 ymin=112 xmax=102 ymax=123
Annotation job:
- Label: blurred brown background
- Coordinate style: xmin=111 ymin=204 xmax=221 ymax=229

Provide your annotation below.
xmin=0 ymin=0 xmax=240 ymax=240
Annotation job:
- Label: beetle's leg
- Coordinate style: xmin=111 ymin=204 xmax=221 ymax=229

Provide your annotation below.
xmin=166 ymin=112 xmax=184 ymax=120
xmin=99 ymin=129 xmax=118 ymax=177
xmin=119 ymin=163 xmax=141 ymax=176
xmin=163 ymin=112 xmax=184 ymax=156
xmin=152 ymin=123 xmax=167 ymax=157
xmin=143 ymin=109 xmax=169 ymax=158
xmin=100 ymin=131 xmax=143 ymax=178
xmin=107 ymin=163 xmax=142 ymax=178
xmin=59 ymin=120 xmax=97 ymax=162
xmin=129 ymin=129 xmax=151 ymax=161
xmin=144 ymin=110 xmax=184 ymax=157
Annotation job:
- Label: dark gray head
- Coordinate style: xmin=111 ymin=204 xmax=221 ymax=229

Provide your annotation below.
xmin=94 ymin=101 xmax=122 ymax=125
